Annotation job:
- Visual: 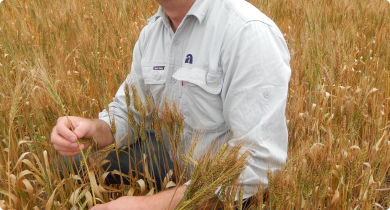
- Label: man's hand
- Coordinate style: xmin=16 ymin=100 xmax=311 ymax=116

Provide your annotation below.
xmin=91 ymin=196 xmax=148 ymax=210
xmin=91 ymin=185 xmax=187 ymax=210
xmin=50 ymin=116 xmax=114 ymax=156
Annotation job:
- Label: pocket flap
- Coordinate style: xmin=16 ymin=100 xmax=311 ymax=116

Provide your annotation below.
xmin=142 ymin=65 xmax=167 ymax=84
xmin=172 ymin=67 xmax=223 ymax=94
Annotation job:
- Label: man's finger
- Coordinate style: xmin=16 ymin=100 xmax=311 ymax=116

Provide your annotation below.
xmin=53 ymin=144 xmax=83 ymax=152
xmin=56 ymin=117 xmax=79 ymax=142
xmin=59 ymin=150 xmax=82 ymax=157
xmin=55 ymin=143 xmax=89 ymax=153
xmin=51 ymin=129 xmax=79 ymax=149
xmin=74 ymin=121 xmax=90 ymax=139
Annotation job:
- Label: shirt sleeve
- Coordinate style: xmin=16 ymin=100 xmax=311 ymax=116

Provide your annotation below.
xmin=220 ymin=21 xmax=291 ymax=198
xmin=98 ymin=29 xmax=150 ymax=148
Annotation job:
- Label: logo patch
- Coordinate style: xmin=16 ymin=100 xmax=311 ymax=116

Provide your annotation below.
xmin=185 ymin=54 xmax=193 ymax=64
xmin=153 ymin=66 xmax=165 ymax=70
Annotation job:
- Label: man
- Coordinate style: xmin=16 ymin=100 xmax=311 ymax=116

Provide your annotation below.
xmin=51 ymin=0 xmax=291 ymax=209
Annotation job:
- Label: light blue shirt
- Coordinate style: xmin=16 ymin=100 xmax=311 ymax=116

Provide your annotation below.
xmin=99 ymin=0 xmax=291 ymax=198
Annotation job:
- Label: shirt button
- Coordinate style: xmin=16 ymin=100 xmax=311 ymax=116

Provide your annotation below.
xmin=172 ymin=78 xmax=177 ymax=83
xmin=263 ymin=91 xmax=270 ymax=98
xmin=173 ymin=41 xmax=179 ymax=47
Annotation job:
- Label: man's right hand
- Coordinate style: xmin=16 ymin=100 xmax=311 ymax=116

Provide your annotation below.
xmin=50 ymin=116 xmax=95 ymax=156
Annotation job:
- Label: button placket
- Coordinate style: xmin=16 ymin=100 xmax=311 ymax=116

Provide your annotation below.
xmin=167 ymin=35 xmax=181 ymax=94
xmin=167 ymin=17 xmax=189 ymax=102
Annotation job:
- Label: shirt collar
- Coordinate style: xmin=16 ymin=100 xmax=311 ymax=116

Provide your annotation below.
xmin=147 ymin=6 xmax=167 ymax=23
xmin=147 ymin=0 xmax=213 ymax=24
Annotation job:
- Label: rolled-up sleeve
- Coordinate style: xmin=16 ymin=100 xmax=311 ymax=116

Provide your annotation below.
xmin=221 ymin=21 xmax=291 ymax=198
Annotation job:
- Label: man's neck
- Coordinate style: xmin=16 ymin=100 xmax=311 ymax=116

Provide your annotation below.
xmin=157 ymin=0 xmax=196 ymax=32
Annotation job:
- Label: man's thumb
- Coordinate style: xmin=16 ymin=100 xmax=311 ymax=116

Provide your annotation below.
xmin=74 ymin=121 xmax=88 ymax=139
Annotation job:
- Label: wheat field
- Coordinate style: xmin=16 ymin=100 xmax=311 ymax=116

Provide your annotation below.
xmin=0 ymin=0 xmax=390 ymax=209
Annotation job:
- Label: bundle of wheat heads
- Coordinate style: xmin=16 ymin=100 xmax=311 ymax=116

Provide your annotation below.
xmin=1 ymin=65 xmax=252 ymax=209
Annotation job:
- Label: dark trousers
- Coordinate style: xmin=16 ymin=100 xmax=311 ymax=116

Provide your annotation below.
xmin=58 ymin=130 xmax=174 ymax=191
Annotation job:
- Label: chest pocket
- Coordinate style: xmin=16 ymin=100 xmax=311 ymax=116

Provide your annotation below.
xmin=142 ymin=64 xmax=167 ymax=106
xmin=142 ymin=65 xmax=167 ymax=84
xmin=172 ymin=67 xmax=225 ymax=130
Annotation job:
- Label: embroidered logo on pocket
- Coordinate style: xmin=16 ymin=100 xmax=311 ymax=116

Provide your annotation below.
xmin=153 ymin=66 xmax=165 ymax=70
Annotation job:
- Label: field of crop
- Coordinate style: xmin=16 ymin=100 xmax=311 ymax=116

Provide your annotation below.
xmin=0 ymin=0 xmax=390 ymax=209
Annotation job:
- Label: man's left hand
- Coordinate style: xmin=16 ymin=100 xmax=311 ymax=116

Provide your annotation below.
xmin=90 ymin=185 xmax=187 ymax=210
xmin=91 ymin=196 xmax=148 ymax=210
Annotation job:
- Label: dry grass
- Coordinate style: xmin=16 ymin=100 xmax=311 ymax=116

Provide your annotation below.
xmin=0 ymin=0 xmax=389 ymax=209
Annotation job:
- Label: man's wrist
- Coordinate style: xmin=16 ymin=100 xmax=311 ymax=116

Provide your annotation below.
xmin=90 ymin=118 xmax=114 ymax=148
